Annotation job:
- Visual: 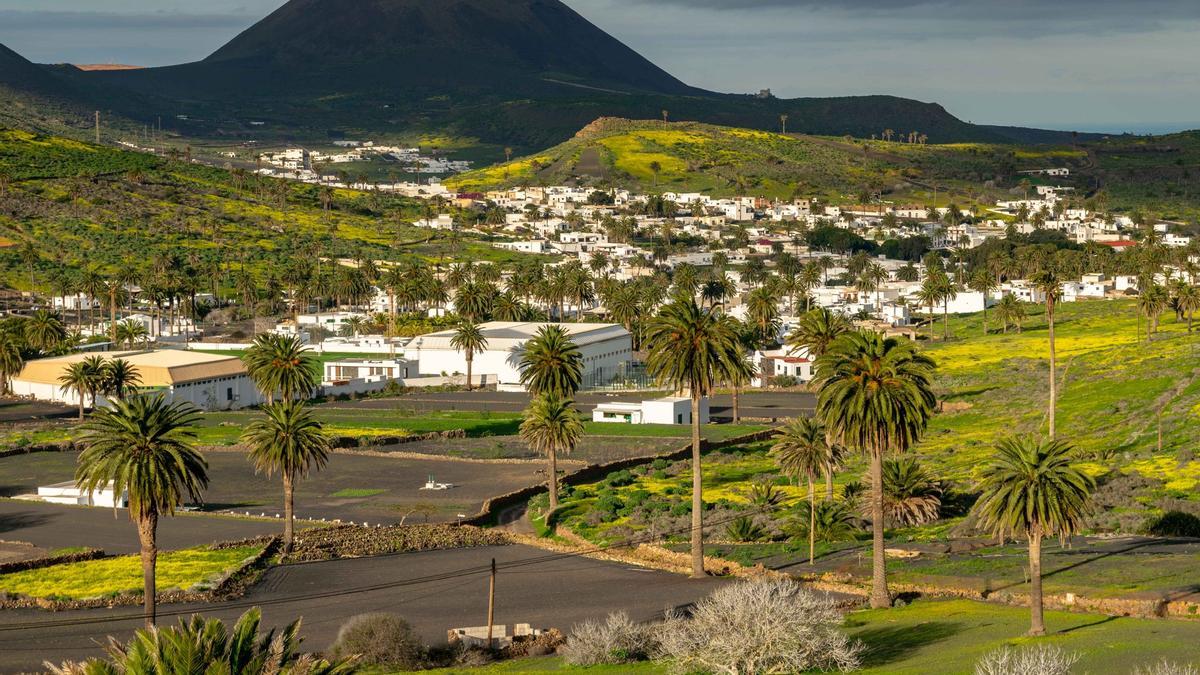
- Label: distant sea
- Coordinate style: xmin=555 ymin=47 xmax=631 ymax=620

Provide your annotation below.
xmin=1027 ymin=122 xmax=1200 ymax=135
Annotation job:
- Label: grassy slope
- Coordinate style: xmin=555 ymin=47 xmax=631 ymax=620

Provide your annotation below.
xmin=448 ymin=119 xmax=1200 ymax=217
xmin=416 ymin=598 xmax=1200 ymax=674
xmin=0 ymin=545 xmax=260 ymax=599
xmin=0 ymin=128 xmax=543 ymax=290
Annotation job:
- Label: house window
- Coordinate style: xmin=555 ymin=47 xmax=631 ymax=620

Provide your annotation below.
xmin=226 ymin=387 xmax=233 ymax=402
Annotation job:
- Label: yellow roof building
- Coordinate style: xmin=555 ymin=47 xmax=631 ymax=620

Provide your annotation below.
xmin=15 ymin=350 xmax=247 ymax=388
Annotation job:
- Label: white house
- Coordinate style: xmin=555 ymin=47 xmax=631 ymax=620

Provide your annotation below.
xmin=406 ymin=321 xmax=632 ymax=390
xmin=36 ymin=481 xmax=127 ymax=508
xmin=324 ymin=357 xmax=413 ymax=384
xmin=592 ymin=397 xmax=709 ymax=425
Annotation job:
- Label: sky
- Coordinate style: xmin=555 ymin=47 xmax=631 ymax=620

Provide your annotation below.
xmin=1 ymin=0 xmax=1198 ymax=133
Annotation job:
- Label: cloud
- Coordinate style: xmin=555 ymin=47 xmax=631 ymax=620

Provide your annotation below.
xmin=0 ymin=9 xmax=256 ymax=31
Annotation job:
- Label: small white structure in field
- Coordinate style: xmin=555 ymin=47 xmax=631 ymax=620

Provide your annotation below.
xmin=421 ymin=476 xmax=455 ymax=490
xmin=592 ymin=396 xmax=709 ymax=425
xmin=37 ymin=481 xmax=127 ymax=508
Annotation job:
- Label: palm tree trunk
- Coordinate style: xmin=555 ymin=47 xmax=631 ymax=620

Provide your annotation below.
xmin=869 ymin=446 xmax=889 ymax=608
xmin=731 ymin=385 xmax=740 ymax=424
xmin=824 ymin=466 xmax=834 ymax=500
xmin=1047 ymin=306 xmax=1056 ymax=439
xmin=548 ymin=446 xmax=559 ymax=511
xmin=942 ymin=302 xmax=949 ymax=340
xmin=808 ymin=474 xmax=816 ymax=565
xmin=136 ymin=512 xmax=159 ymax=627
xmin=283 ymin=473 xmax=295 ymax=553
xmin=1028 ymin=530 xmax=1045 ymax=636
xmin=465 ymin=352 xmax=474 ymax=392
xmin=77 ymin=394 xmax=85 ymax=421
xmin=689 ymin=392 xmax=705 ymax=578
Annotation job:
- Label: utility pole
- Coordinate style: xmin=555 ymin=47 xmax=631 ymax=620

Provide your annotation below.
xmin=486 ymin=558 xmax=496 ymax=648
xmin=94 ymin=111 xmax=100 ymax=144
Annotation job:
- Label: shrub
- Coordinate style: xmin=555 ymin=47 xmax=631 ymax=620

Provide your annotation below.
xmin=652 ymin=458 xmax=669 ymax=470
xmin=725 ymin=516 xmax=767 ymax=542
xmin=594 ymin=494 xmax=625 ymax=517
xmin=974 ymin=645 xmax=1080 ymax=675
xmin=1133 ymin=660 xmax=1200 ymax=675
xmin=656 ymin=579 xmax=862 ymax=673
xmin=1144 ymin=511 xmax=1200 ymax=538
xmin=330 ymin=613 xmax=426 ymax=669
xmin=605 ymin=470 xmax=636 ymax=488
xmin=560 ymin=611 xmax=658 ymax=666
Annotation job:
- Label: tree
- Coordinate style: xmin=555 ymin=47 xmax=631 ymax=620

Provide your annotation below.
xmin=745 ymin=286 xmax=781 ymax=345
xmin=116 ymin=319 xmax=149 ymax=349
xmin=996 ymin=294 xmax=1026 ymax=333
xmin=974 ymin=436 xmax=1094 ymax=636
xmin=243 ymin=334 xmax=318 ymax=403
xmin=102 ymin=358 xmax=142 ymax=400
xmin=969 ymin=269 xmax=997 ymax=335
xmin=1138 ymin=283 xmax=1170 ymax=340
xmin=1030 ymin=269 xmax=1064 ymax=438
xmin=49 ymin=607 xmax=355 ymax=674
xmin=24 ymin=309 xmax=66 ymax=354
xmin=785 ymin=307 xmax=849 ymax=360
xmin=644 ymin=299 xmax=743 ymax=577
xmin=876 ymin=458 xmax=941 ymax=527
xmin=649 ymin=161 xmax=662 ymax=187
xmin=58 ymin=355 xmax=107 ymax=420
xmin=815 ymin=331 xmax=936 ymax=608
xmin=519 ymin=392 xmax=584 ymax=511
xmin=1174 ymin=283 xmax=1200 ymax=332
xmin=242 ymin=400 xmax=330 ymax=553
xmin=771 ymin=417 xmax=837 ymax=565
xmin=75 ymin=395 xmax=208 ymax=626
xmin=0 ymin=331 xmax=24 ymax=395
xmin=518 ymin=324 xmax=583 ymax=397
xmin=450 ymin=320 xmax=487 ymax=392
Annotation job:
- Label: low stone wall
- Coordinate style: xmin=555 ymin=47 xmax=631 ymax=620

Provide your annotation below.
xmin=0 ymin=441 xmax=77 ymax=459
xmin=0 ymin=547 xmax=105 ymax=574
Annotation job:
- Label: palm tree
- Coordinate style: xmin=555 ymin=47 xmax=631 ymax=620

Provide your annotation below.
xmin=518 ymin=324 xmax=583 ymax=397
xmin=241 ymin=400 xmax=330 ymax=553
xmin=875 ymin=458 xmax=941 ymax=527
xmin=242 ymin=334 xmax=318 ymax=403
xmin=75 ymin=395 xmax=208 ymax=626
xmin=47 ymin=608 xmax=356 ymax=674
xmin=644 ymin=298 xmax=743 ymax=577
xmin=1030 ymin=269 xmax=1064 ymax=438
xmin=24 ymin=309 xmax=66 ymax=354
xmin=785 ymin=307 xmax=849 ymax=360
xmin=969 ymin=269 xmax=997 ymax=335
xmin=450 ymin=320 xmax=488 ymax=392
xmin=102 ymin=358 xmax=142 ymax=400
xmin=995 ymin=294 xmax=1026 ymax=334
xmin=1175 ymin=283 xmax=1200 ymax=332
xmin=116 ymin=319 xmax=149 ymax=349
xmin=519 ymin=392 xmax=584 ymax=511
xmin=815 ymin=331 xmax=936 ymax=608
xmin=58 ymin=355 xmax=107 ymax=420
xmin=974 ymin=436 xmax=1094 ymax=636
xmin=1138 ymin=283 xmax=1170 ymax=340
xmin=771 ymin=417 xmax=835 ymax=565
xmin=0 ymin=332 xmax=24 ymax=395
xmin=745 ymin=286 xmax=780 ymax=345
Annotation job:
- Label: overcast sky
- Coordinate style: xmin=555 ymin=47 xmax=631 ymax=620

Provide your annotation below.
xmin=2 ymin=0 xmax=1198 ymax=133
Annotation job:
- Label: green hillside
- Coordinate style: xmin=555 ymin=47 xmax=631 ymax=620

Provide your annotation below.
xmin=449 ymin=119 xmax=1200 ymax=219
xmin=0 ymin=128 xmax=540 ymax=292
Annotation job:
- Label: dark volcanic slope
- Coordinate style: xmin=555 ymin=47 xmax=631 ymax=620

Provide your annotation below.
xmin=90 ymin=0 xmax=695 ymax=99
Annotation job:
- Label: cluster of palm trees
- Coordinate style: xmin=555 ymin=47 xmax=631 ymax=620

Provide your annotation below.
xmin=73 ymin=333 xmax=326 ymax=627
xmin=57 ymin=355 xmax=143 ymax=419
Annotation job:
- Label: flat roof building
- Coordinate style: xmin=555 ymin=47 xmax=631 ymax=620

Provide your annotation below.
xmin=406 ymin=321 xmax=633 ymax=391
xmin=11 ymin=350 xmax=261 ymax=411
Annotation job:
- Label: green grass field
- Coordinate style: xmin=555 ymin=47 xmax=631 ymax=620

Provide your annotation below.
xmin=0 ymin=544 xmax=261 ymax=600
xmin=411 ymin=598 xmax=1200 ymax=674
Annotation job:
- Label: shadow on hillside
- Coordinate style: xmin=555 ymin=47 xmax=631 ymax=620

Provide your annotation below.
xmin=853 ymin=621 xmax=962 ymax=667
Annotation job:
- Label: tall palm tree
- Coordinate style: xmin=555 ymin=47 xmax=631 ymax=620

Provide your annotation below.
xmin=518 ymin=324 xmax=583 ymax=397
xmin=995 ymin=294 xmax=1025 ymax=334
xmin=1138 ymin=283 xmax=1170 ymax=340
xmin=241 ymin=401 xmax=330 ymax=553
xmin=974 ymin=436 xmax=1094 ymax=636
xmin=75 ymin=395 xmax=208 ymax=626
xmin=968 ymin=269 xmax=997 ymax=335
xmin=1030 ymin=269 xmax=1064 ymax=438
xmin=58 ymin=355 xmax=107 ymax=420
xmin=785 ymin=307 xmax=849 ymax=360
xmin=771 ymin=417 xmax=836 ymax=565
xmin=24 ymin=309 xmax=66 ymax=354
xmin=450 ymin=320 xmax=488 ymax=392
xmin=1175 ymin=283 xmax=1200 ymax=332
xmin=242 ymin=334 xmax=318 ymax=403
xmin=644 ymin=298 xmax=743 ymax=577
xmin=519 ymin=392 xmax=584 ymax=511
xmin=102 ymin=358 xmax=142 ymax=400
xmin=815 ymin=331 xmax=936 ymax=608
xmin=0 ymin=332 xmax=24 ymax=395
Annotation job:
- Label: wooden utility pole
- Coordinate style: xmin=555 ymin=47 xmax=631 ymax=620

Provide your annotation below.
xmin=94 ymin=111 xmax=100 ymax=144
xmin=486 ymin=558 xmax=496 ymax=648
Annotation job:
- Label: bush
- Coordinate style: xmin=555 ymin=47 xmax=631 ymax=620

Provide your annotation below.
xmin=605 ymin=470 xmax=636 ymax=488
xmin=974 ymin=645 xmax=1080 ymax=675
xmin=330 ymin=613 xmax=427 ymax=669
xmin=1133 ymin=660 xmax=1200 ymax=675
xmin=1144 ymin=511 xmax=1200 ymax=538
xmin=560 ymin=611 xmax=658 ymax=666
xmin=656 ymin=579 xmax=862 ymax=673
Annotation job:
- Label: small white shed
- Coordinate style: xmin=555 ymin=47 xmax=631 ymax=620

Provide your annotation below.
xmin=37 ymin=481 xmax=128 ymax=508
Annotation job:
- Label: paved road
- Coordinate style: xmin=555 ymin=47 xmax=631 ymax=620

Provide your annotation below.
xmin=326 ymin=390 xmax=816 ymax=421
xmin=0 ymin=544 xmax=729 ymax=671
